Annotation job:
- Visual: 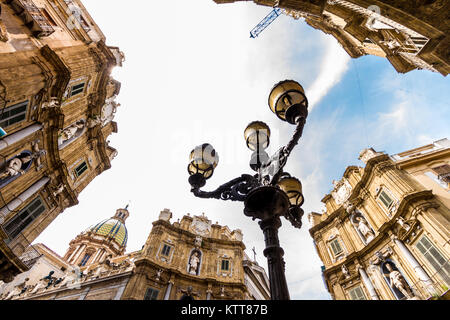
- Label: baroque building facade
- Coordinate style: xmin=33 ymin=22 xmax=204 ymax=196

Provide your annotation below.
xmin=0 ymin=208 xmax=270 ymax=300
xmin=213 ymin=0 xmax=449 ymax=75
xmin=309 ymin=138 xmax=450 ymax=300
xmin=0 ymin=0 xmax=124 ymax=283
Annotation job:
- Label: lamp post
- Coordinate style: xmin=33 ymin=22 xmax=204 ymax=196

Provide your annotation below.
xmin=187 ymin=80 xmax=308 ymax=300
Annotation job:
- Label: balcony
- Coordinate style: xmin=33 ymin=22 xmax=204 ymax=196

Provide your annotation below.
xmin=5 ymin=0 xmax=55 ymax=38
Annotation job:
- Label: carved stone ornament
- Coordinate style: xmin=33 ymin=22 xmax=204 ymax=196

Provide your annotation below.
xmin=194 ymin=236 xmax=202 ymax=248
xmin=331 ymin=179 xmax=352 ymax=205
xmin=358 ymin=148 xmax=382 ymax=164
xmin=190 ymin=214 xmax=211 ymax=236
xmin=370 ymin=247 xmax=393 ymax=265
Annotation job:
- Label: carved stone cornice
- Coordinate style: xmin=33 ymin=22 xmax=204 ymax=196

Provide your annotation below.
xmin=151 ymin=220 xmax=246 ymax=250
xmin=39 ymin=45 xmax=71 ymax=100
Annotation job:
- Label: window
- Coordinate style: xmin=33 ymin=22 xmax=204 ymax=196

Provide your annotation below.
xmin=70 ymin=83 xmax=85 ymax=97
xmin=74 ymin=161 xmax=88 ymax=178
xmin=3 ymin=197 xmax=46 ymax=240
xmin=144 ymin=288 xmax=159 ymax=300
xmin=40 ymin=9 xmax=57 ymax=26
xmin=161 ymin=244 xmax=171 ymax=256
xmin=221 ymin=259 xmax=230 ymax=271
xmin=0 ymin=101 xmax=28 ymax=129
xmin=416 ymin=235 xmax=450 ymax=285
xmin=378 ymin=190 xmax=394 ymax=209
xmin=431 ymin=165 xmax=450 ymax=186
xmin=329 ymin=239 xmax=343 ymax=256
xmin=348 ymin=286 xmax=366 ymax=300
xmin=80 ymin=254 xmax=91 ymax=266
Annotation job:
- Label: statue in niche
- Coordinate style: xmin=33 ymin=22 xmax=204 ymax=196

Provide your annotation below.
xmin=355 ymin=216 xmax=375 ymax=242
xmin=59 ymin=120 xmax=85 ymax=143
xmin=385 ymin=263 xmax=415 ymax=299
xmin=347 ymin=204 xmax=375 ymax=243
xmin=397 ymin=217 xmax=411 ymax=232
xmin=0 ymin=154 xmax=34 ymax=179
xmin=188 ymin=251 xmax=201 ymax=275
xmin=341 ymin=265 xmax=350 ymax=279
xmin=41 ymin=97 xmax=60 ymax=109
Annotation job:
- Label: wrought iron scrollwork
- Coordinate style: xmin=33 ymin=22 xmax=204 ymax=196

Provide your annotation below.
xmin=191 ymin=174 xmax=260 ymax=202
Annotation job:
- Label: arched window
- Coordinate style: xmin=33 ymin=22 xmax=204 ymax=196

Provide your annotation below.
xmin=80 ymin=253 xmax=91 ymax=266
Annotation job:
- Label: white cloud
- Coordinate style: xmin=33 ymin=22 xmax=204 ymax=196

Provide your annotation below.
xmin=306 ymin=37 xmax=350 ymax=109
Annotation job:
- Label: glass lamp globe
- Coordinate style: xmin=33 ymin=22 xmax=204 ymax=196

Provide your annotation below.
xmin=268 ymin=80 xmax=308 ymax=124
xmin=277 ymin=176 xmax=304 ymax=207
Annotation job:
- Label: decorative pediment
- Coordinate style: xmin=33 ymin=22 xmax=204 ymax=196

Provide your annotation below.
xmin=190 ymin=214 xmax=212 ymax=236
xmin=331 ymin=178 xmax=352 ymax=205
xmin=359 ymin=148 xmax=383 ymax=164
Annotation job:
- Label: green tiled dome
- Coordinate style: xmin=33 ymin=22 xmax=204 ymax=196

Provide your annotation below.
xmin=89 ymin=218 xmax=128 ymax=247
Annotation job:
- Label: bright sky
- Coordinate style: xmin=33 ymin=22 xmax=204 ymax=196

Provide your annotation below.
xmin=34 ymin=0 xmax=450 ymax=300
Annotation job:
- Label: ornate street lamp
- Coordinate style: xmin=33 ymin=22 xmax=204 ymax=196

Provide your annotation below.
xmin=187 ymin=80 xmax=308 ymax=300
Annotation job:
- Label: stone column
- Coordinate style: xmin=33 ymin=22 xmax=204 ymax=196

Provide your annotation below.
xmin=0 ymin=177 xmax=50 ymax=224
xmin=67 ymin=245 xmax=82 ymax=263
xmin=0 ymin=124 xmax=42 ymax=151
xmin=392 ymin=236 xmax=435 ymax=295
xmin=164 ymin=281 xmax=174 ymax=300
xmin=71 ymin=244 xmax=86 ymax=265
xmin=358 ymin=266 xmax=379 ymax=300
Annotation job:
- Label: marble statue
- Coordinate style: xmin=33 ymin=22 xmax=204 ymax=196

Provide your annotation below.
xmin=188 ymin=251 xmax=200 ymax=275
xmin=0 ymin=155 xmax=33 ymax=179
xmin=3 ymin=278 xmax=29 ymax=300
xmin=41 ymin=97 xmax=60 ymax=109
xmin=355 ymin=216 xmax=375 ymax=242
xmin=30 ymin=271 xmax=54 ymax=295
xmin=397 ymin=217 xmax=411 ymax=231
xmin=341 ymin=265 xmax=350 ymax=279
xmin=60 ymin=121 xmax=85 ymax=143
xmin=386 ymin=263 xmax=415 ymax=299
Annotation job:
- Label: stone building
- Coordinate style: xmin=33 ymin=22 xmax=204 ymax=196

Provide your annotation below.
xmin=309 ymin=138 xmax=450 ymax=300
xmin=213 ymin=0 xmax=449 ymax=75
xmin=0 ymin=0 xmax=123 ymax=283
xmin=0 ymin=207 xmax=270 ymax=300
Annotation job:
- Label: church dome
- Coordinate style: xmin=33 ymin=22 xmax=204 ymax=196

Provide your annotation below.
xmin=85 ymin=207 xmax=130 ymax=248
xmin=88 ymin=218 xmax=128 ymax=247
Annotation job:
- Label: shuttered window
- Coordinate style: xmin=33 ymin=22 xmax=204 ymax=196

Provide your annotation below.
xmin=161 ymin=244 xmax=171 ymax=256
xmin=348 ymin=286 xmax=366 ymax=300
xmin=74 ymin=161 xmax=88 ymax=178
xmin=70 ymin=83 xmax=85 ymax=97
xmin=0 ymin=101 xmax=28 ymax=128
xmin=329 ymin=239 xmax=343 ymax=256
xmin=221 ymin=259 xmax=230 ymax=271
xmin=378 ymin=190 xmax=393 ymax=209
xmin=416 ymin=235 xmax=450 ymax=285
xmin=144 ymin=288 xmax=159 ymax=300
xmin=3 ymin=197 xmax=46 ymax=240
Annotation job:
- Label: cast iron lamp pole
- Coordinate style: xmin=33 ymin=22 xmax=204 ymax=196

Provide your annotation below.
xmin=187 ymin=80 xmax=308 ymax=300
